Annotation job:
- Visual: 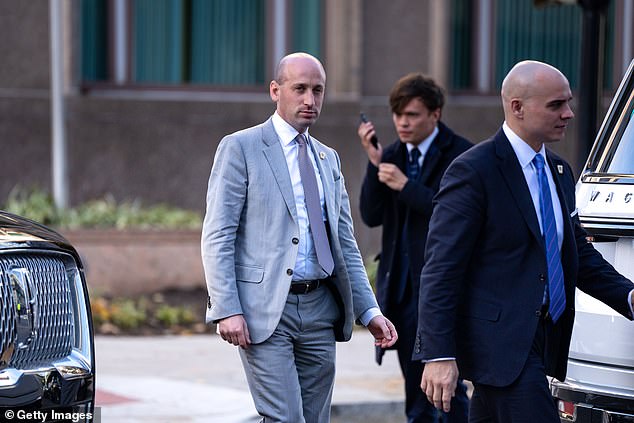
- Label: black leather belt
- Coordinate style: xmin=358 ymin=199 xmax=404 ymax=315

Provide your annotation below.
xmin=289 ymin=279 xmax=326 ymax=294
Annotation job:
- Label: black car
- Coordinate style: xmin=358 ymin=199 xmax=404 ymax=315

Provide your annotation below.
xmin=0 ymin=211 xmax=95 ymax=422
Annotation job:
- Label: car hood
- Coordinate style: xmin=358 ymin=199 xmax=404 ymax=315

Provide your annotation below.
xmin=0 ymin=211 xmax=76 ymax=255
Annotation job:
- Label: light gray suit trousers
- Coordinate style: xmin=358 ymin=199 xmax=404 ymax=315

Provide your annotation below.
xmin=201 ymin=118 xmax=379 ymax=422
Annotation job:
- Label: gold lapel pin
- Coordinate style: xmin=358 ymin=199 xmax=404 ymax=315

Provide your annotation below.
xmin=319 ymin=152 xmax=326 ymax=160
xmin=557 ymin=165 xmax=564 ymax=174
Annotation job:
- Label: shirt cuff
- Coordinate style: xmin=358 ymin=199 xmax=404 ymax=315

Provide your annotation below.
xmin=359 ymin=307 xmax=382 ymax=326
xmin=423 ymin=357 xmax=456 ymax=362
xmin=420 ymin=357 xmax=457 ymax=364
xmin=628 ymin=289 xmax=634 ymax=317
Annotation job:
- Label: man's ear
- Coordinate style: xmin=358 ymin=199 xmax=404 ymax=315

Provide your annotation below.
xmin=270 ymin=80 xmax=280 ymax=102
xmin=510 ymin=98 xmax=523 ymax=119
xmin=431 ymin=108 xmax=441 ymax=122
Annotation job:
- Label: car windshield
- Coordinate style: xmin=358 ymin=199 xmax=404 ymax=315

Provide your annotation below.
xmin=586 ymin=68 xmax=634 ymax=180
xmin=606 ymin=108 xmax=634 ymax=174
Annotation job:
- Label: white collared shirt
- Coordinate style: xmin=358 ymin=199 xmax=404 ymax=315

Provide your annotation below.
xmin=406 ymin=125 xmax=439 ymax=166
xmin=271 ymin=113 xmax=382 ymax=326
xmin=272 ymin=112 xmax=328 ymax=280
xmin=503 ymin=122 xmax=564 ymax=249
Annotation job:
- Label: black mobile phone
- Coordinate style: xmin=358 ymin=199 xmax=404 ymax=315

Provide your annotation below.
xmin=359 ymin=112 xmax=379 ymax=148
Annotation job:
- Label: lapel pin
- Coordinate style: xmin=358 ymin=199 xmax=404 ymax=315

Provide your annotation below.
xmin=319 ymin=152 xmax=326 ymax=160
xmin=557 ymin=165 xmax=564 ymax=175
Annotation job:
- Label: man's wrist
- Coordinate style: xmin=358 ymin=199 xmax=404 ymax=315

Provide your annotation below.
xmin=359 ymin=307 xmax=382 ymax=326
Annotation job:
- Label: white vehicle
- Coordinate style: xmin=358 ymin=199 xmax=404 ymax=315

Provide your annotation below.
xmin=551 ymin=59 xmax=634 ymax=422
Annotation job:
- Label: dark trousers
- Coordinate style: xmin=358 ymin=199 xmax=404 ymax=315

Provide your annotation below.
xmin=394 ymin=295 xmax=469 ymax=423
xmin=469 ymin=319 xmax=559 ymax=423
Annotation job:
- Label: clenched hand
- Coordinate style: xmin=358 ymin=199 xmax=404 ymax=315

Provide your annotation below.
xmin=218 ymin=314 xmax=251 ymax=349
xmin=421 ymin=360 xmax=459 ymax=413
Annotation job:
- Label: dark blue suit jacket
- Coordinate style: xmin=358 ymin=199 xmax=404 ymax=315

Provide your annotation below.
xmin=360 ymin=122 xmax=472 ymax=319
xmin=413 ymin=129 xmax=634 ymax=386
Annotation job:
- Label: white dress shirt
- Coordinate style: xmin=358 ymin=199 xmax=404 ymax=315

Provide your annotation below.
xmin=406 ymin=125 xmax=439 ymax=166
xmin=272 ymin=112 xmax=328 ymax=281
xmin=503 ymin=122 xmax=564 ymax=249
xmin=271 ymin=113 xmax=381 ymax=325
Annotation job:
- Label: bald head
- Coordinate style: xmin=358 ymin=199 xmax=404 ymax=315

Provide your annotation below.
xmin=274 ymin=52 xmax=326 ymax=85
xmin=500 ymin=60 xmax=574 ymax=150
xmin=501 ymin=61 xmax=568 ymax=115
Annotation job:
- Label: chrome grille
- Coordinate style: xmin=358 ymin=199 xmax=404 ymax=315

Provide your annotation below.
xmin=0 ymin=264 xmax=16 ymax=368
xmin=0 ymin=254 xmax=75 ymax=369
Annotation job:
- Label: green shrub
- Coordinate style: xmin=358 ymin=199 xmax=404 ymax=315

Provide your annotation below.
xmin=3 ymin=187 xmax=62 ymax=226
xmin=109 ymin=299 xmax=147 ymax=330
xmin=2 ymin=186 xmax=202 ymax=230
xmin=155 ymin=305 xmax=196 ymax=326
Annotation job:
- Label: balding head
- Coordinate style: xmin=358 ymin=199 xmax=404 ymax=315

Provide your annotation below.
xmin=269 ymin=52 xmax=327 ymax=132
xmin=274 ymin=52 xmax=325 ymax=85
xmin=500 ymin=60 xmax=574 ymax=150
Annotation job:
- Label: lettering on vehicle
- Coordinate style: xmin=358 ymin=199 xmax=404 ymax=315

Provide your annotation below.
xmin=582 ymin=186 xmax=634 ymax=217
xmin=589 ymin=190 xmax=633 ymax=204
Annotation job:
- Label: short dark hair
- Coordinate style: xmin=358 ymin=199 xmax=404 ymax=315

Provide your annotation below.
xmin=389 ymin=73 xmax=445 ymax=114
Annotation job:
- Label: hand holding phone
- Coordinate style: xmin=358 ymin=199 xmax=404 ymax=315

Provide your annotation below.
xmin=360 ymin=112 xmax=379 ymax=148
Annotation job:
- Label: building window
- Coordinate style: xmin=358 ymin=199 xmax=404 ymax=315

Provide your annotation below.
xmin=495 ymin=0 xmax=583 ymax=88
xmin=292 ymin=0 xmax=322 ymax=58
xmin=449 ymin=0 xmax=618 ymax=92
xmin=81 ymin=0 xmax=108 ymax=82
xmin=80 ymin=0 xmax=322 ymax=88
xmin=450 ymin=0 xmax=473 ymax=90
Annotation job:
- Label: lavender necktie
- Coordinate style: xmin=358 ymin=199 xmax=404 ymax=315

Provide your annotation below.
xmin=296 ymin=134 xmax=335 ymax=275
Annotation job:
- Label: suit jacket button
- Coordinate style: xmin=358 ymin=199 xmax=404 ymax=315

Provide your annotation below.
xmin=535 ymin=310 xmax=542 ymax=317
xmin=539 ymin=273 xmax=546 ymax=282
xmin=287 ymin=268 xmax=293 ymax=276
xmin=292 ymin=237 xmax=299 ymax=245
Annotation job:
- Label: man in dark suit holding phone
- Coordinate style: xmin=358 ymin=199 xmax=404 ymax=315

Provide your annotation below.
xmin=416 ymin=60 xmax=634 ymax=422
xmin=358 ymin=73 xmax=472 ymax=423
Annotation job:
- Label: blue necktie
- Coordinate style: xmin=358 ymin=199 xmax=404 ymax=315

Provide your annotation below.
xmin=407 ymin=148 xmax=421 ymax=180
xmin=533 ymin=154 xmax=566 ymax=323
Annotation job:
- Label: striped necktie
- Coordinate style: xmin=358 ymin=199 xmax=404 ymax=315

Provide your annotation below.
xmin=533 ymin=153 xmax=566 ymax=323
xmin=408 ymin=148 xmax=421 ymax=180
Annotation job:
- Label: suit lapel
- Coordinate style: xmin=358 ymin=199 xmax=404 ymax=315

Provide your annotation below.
xmin=308 ymin=135 xmax=338 ymax=226
xmin=261 ymin=120 xmax=298 ymax=221
xmin=546 ymin=153 xmax=576 ymax=287
xmin=419 ymin=143 xmax=439 ymax=184
xmin=494 ymin=131 xmax=543 ymax=244
xmin=546 ymin=154 xmax=571 ymax=216
xmin=383 ymin=142 xmax=407 ymax=171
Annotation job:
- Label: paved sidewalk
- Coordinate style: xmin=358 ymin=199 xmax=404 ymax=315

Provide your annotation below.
xmin=95 ymin=330 xmax=405 ymax=422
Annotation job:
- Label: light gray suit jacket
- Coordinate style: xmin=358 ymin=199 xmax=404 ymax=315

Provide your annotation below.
xmin=202 ymin=118 xmax=379 ymax=344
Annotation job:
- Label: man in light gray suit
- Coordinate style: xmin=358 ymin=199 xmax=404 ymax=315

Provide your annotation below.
xmin=202 ymin=52 xmax=398 ymax=423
